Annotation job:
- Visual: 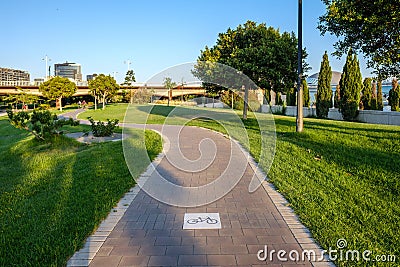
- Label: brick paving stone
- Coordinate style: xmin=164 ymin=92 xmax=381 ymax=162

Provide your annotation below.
xmin=78 ymin=125 xmax=331 ymax=267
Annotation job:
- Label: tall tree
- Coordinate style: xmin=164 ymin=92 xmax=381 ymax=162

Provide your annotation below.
xmin=163 ymin=77 xmax=176 ymax=106
xmin=286 ymin=86 xmax=297 ymax=106
xmin=316 ymin=51 xmax=333 ymax=118
xmin=193 ymin=21 xmax=309 ymax=99
xmin=361 ymin=78 xmax=373 ymax=110
xmin=339 ymin=50 xmax=363 ymax=121
xmin=334 ymin=84 xmax=340 ymax=108
xmin=122 ymin=70 xmax=136 ymax=86
xmin=388 ymin=78 xmax=400 ymax=111
xmin=318 ymin=0 xmax=400 ymax=78
xmin=39 ymin=76 xmax=77 ymax=111
xmin=302 ymin=79 xmax=310 ymax=107
xmin=88 ymin=74 xmax=119 ymax=110
xmin=377 ymin=80 xmax=384 ymax=111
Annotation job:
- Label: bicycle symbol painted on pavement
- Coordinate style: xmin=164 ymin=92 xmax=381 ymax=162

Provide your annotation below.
xmin=187 ymin=216 xmax=219 ymax=225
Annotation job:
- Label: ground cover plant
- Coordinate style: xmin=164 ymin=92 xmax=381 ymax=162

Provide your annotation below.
xmin=0 ymin=116 xmax=162 ymax=266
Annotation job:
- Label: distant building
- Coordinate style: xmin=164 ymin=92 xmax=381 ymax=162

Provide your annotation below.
xmin=54 ymin=62 xmax=82 ymax=82
xmin=0 ymin=67 xmax=30 ymax=86
xmin=86 ymin=73 xmax=98 ymax=81
xmin=34 ymin=78 xmax=45 ymax=86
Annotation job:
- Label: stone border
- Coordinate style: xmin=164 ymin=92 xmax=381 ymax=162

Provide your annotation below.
xmin=66 ymin=153 xmax=164 ymax=267
xmin=195 ymin=126 xmax=335 ymax=267
xmin=67 ymin=125 xmax=335 ymax=267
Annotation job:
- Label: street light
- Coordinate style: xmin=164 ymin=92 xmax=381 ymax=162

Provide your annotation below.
xmin=296 ymin=0 xmax=304 ymax=132
xmin=124 ymin=60 xmax=132 ymax=72
xmin=42 ymin=55 xmax=51 ymax=80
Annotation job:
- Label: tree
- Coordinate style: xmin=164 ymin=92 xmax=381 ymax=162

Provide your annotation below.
xmin=339 ymin=50 xmax=363 ymax=121
xmin=388 ymin=78 xmax=400 ymax=111
xmin=370 ymin=81 xmax=378 ymax=110
xmin=334 ymin=85 xmax=340 ymax=108
xmin=360 ymin=78 xmax=373 ymax=110
xmin=7 ymin=109 xmax=79 ymax=141
xmin=318 ymin=0 xmax=400 ymax=78
xmin=122 ymin=70 xmax=136 ymax=86
xmin=302 ymin=79 xmax=310 ymax=107
xmin=193 ymin=21 xmax=309 ymax=99
xmin=39 ymin=76 xmax=76 ymax=111
xmin=316 ymin=51 xmax=333 ymax=118
xmin=377 ymin=80 xmax=384 ymax=111
xmin=286 ymin=86 xmax=297 ymax=106
xmin=163 ymin=77 xmax=176 ymax=106
xmin=88 ymin=74 xmax=119 ymax=110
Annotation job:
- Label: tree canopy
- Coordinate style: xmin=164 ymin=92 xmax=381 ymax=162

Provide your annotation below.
xmin=316 ymin=51 xmax=333 ymax=118
xmin=122 ymin=70 xmax=136 ymax=86
xmin=39 ymin=76 xmax=77 ymax=111
xmin=88 ymin=74 xmax=119 ymax=110
xmin=318 ymin=0 xmax=400 ymax=78
xmin=193 ymin=20 xmax=309 ymax=96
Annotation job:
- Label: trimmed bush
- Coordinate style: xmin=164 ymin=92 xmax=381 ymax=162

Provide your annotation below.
xmin=88 ymin=117 xmax=119 ymax=137
xmin=316 ymin=51 xmax=333 ymax=118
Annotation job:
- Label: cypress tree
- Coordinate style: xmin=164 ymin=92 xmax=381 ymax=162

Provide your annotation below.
xmin=334 ymin=84 xmax=340 ymax=108
xmin=339 ymin=50 xmax=363 ymax=121
xmin=377 ymin=80 xmax=383 ymax=110
xmin=388 ymin=78 xmax=400 ymax=111
xmin=302 ymin=79 xmax=310 ymax=107
xmin=361 ymin=78 xmax=373 ymax=110
xmin=316 ymin=51 xmax=333 ymax=118
xmin=286 ymin=86 xmax=296 ymax=106
xmin=371 ymin=80 xmax=378 ymax=110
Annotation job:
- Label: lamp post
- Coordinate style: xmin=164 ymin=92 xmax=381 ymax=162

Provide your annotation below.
xmin=296 ymin=0 xmax=304 ymax=132
xmin=124 ymin=60 xmax=132 ymax=72
xmin=42 ymin=55 xmax=51 ymax=80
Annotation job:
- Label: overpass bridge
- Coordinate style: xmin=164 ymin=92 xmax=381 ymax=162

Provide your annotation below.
xmin=0 ymin=85 xmax=206 ymax=98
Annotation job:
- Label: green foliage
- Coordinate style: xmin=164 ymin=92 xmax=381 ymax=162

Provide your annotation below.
xmin=88 ymin=74 xmax=120 ymax=110
xmin=193 ymin=20 xmax=309 ymax=96
xmin=131 ymin=88 xmax=153 ymax=104
xmin=87 ymin=117 xmax=119 ymax=137
xmin=339 ymin=50 xmax=363 ymax=121
xmin=286 ymin=87 xmax=296 ymax=106
xmin=275 ymin=91 xmax=283 ymax=105
xmin=361 ymin=78 xmax=373 ymax=110
xmin=318 ymin=0 xmax=400 ymax=78
xmin=316 ymin=51 xmax=333 ymax=118
xmin=302 ymin=79 xmax=310 ymax=107
xmin=163 ymin=77 xmax=177 ymax=106
xmin=39 ymin=76 xmax=77 ymax=111
xmin=0 ymin=119 xmax=162 ymax=266
xmin=122 ymin=70 xmax=136 ymax=86
xmin=377 ymin=80 xmax=384 ymax=111
xmin=334 ymin=85 xmax=340 ymax=108
xmin=7 ymin=110 xmax=79 ymax=140
xmin=388 ymin=79 xmax=400 ymax=111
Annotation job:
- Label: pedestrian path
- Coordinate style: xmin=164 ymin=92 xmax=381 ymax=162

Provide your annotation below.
xmin=63 ymin=109 xmax=333 ymax=267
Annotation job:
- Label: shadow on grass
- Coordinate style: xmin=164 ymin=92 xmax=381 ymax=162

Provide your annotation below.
xmin=0 ymin=121 xmax=161 ymax=266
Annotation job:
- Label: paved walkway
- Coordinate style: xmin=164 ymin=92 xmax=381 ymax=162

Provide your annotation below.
xmin=63 ymin=108 xmax=333 ymax=267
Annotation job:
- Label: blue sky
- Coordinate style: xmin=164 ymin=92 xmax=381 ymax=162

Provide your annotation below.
xmin=1 ymin=0 xmax=373 ymax=83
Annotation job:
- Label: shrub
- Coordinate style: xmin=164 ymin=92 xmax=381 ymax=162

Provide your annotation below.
xmin=339 ymin=50 xmax=362 ymax=121
xmin=286 ymin=87 xmax=296 ymax=106
xmin=388 ymin=79 xmax=400 ymax=111
xmin=361 ymin=78 xmax=373 ymax=110
xmin=88 ymin=117 xmax=119 ymax=137
xmin=7 ymin=110 xmax=79 ymax=140
xmin=316 ymin=51 xmax=333 ymax=118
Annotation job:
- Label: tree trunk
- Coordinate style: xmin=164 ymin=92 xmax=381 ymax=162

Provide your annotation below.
xmin=102 ymin=95 xmax=106 ymax=110
xmin=94 ymin=95 xmax=97 ymax=110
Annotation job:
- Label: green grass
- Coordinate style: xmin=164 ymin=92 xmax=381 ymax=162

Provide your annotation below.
xmin=77 ymin=103 xmax=129 ymax=121
xmin=82 ymin=104 xmax=400 ymax=266
xmin=0 ymin=117 xmax=162 ymax=266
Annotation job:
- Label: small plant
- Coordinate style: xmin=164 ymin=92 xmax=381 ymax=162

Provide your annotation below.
xmin=7 ymin=109 xmax=79 ymax=140
xmin=88 ymin=117 xmax=119 ymax=137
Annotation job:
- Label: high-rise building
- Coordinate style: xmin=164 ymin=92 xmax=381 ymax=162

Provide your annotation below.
xmin=0 ymin=67 xmax=30 ymax=85
xmin=86 ymin=73 xmax=98 ymax=81
xmin=54 ymin=62 xmax=82 ymax=82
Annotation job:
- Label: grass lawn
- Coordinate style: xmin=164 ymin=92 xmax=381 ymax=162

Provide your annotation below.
xmin=0 ymin=117 xmax=162 ymax=266
xmin=81 ymin=104 xmax=400 ymax=266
